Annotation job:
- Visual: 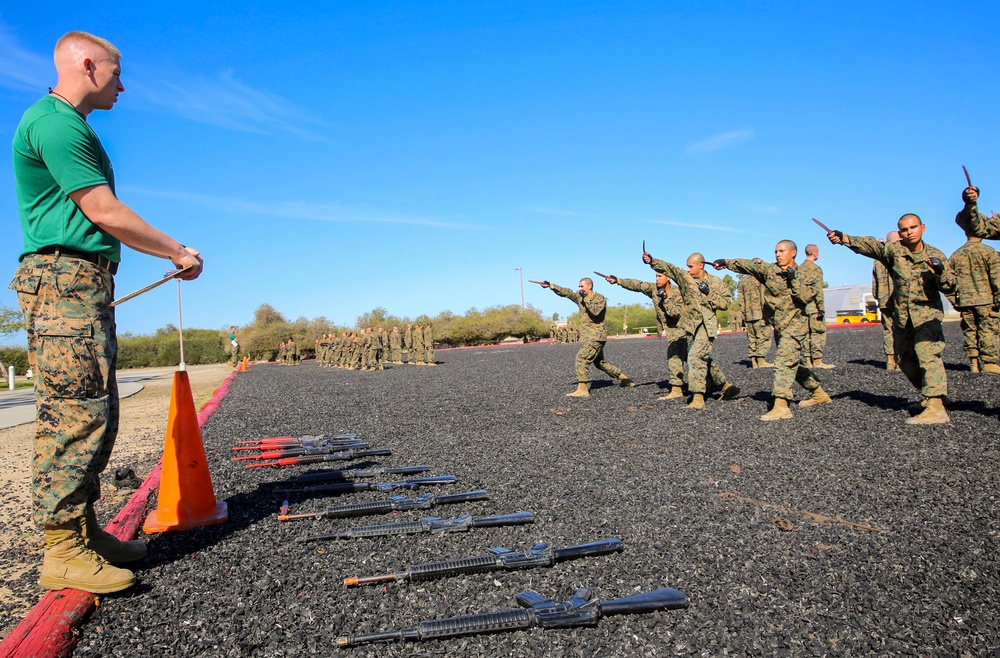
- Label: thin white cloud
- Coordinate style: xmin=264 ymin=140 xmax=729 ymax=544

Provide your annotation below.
xmin=0 ymin=23 xmax=53 ymax=93
xmin=683 ymin=129 xmax=755 ymax=156
xmin=521 ymin=206 xmax=598 ymax=218
xmin=121 ymin=186 xmax=478 ymax=230
xmin=127 ymin=67 xmax=331 ymax=142
xmin=643 ymin=219 xmax=765 ymax=236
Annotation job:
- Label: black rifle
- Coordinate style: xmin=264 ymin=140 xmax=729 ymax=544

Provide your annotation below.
xmin=280 ymin=489 xmax=488 ymax=521
xmin=273 ymin=474 xmax=457 ymax=495
xmin=300 ymin=512 xmax=534 ymax=543
xmin=335 ymin=586 xmax=688 ymax=647
xmin=344 ymin=538 xmax=623 ymax=586
xmin=262 ymin=465 xmax=431 ymax=488
xmin=245 ymin=448 xmax=392 ymax=469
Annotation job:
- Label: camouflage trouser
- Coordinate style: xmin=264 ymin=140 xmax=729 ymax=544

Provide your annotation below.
xmin=391 ymin=346 xmax=403 ymax=363
xmin=410 ymin=343 xmax=425 ymax=364
xmin=686 ymin=324 xmax=727 ymax=394
xmin=665 ymin=330 xmax=687 ymax=387
xmin=771 ymin=328 xmax=820 ymax=400
xmin=425 ymin=344 xmax=435 ymax=364
xmin=894 ymin=319 xmax=947 ymax=398
xmin=10 ymin=255 xmax=119 ymax=527
xmin=880 ymin=311 xmax=895 ymax=358
xmin=575 ymin=340 xmax=623 ymax=383
xmin=229 ymin=343 xmax=240 ymax=367
xmin=349 ymin=346 xmax=363 ymax=369
xmin=805 ymin=315 xmax=826 ymax=361
xmin=958 ymin=305 xmax=1000 ymax=364
xmin=745 ymin=320 xmax=772 ymax=358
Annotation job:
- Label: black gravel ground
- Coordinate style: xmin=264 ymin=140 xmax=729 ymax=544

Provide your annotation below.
xmin=70 ymin=323 xmax=999 ymax=657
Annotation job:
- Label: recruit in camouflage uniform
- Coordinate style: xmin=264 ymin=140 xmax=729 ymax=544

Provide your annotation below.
xmin=872 ymin=231 xmax=900 ymax=369
xmin=799 ymin=244 xmax=834 ymax=369
xmin=536 ymin=278 xmax=635 ymax=396
xmin=423 ymin=323 xmax=436 ymax=365
xmin=390 ymin=326 xmax=403 ymax=363
xmin=737 ymin=274 xmax=774 ymax=368
xmin=714 ymin=242 xmax=832 ymax=421
xmin=729 ymin=303 xmax=743 ymax=331
xmin=644 ymin=252 xmax=739 ymax=409
xmin=828 ymin=214 xmax=957 ymax=424
xmin=403 ymin=324 xmax=413 ymax=363
xmin=947 ymin=230 xmax=1000 ymax=374
xmin=277 ymin=341 xmax=286 ymax=364
xmin=956 ymin=185 xmax=1000 ymax=239
xmin=379 ymin=327 xmax=392 ymax=365
xmin=599 ymin=271 xmax=687 ymax=399
xmin=410 ymin=323 xmax=426 ymax=365
xmin=287 ymin=337 xmax=298 ymax=365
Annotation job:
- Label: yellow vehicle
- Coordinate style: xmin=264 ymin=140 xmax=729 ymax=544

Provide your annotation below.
xmin=825 ymin=286 xmax=879 ymax=324
xmin=835 ymin=298 xmax=879 ymax=324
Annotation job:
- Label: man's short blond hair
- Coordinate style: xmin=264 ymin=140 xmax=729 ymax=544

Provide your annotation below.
xmin=55 ymin=31 xmax=121 ymax=60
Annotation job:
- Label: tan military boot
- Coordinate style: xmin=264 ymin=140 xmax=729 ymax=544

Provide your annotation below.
xmin=757 ymin=358 xmax=774 ymax=368
xmin=811 ymin=359 xmax=836 ymax=369
xmin=886 ymin=355 xmax=896 ymax=370
xmin=970 ymin=359 xmax=981 ymax=373
xmin=39 ymin=521 xmax=135 ymax=594
xmin=719 ymin=383 xmax=740 ymax=400
xmin=905 ymin=397 xmax=950 ymax=425
xmin=981 ymin=363 xmax=1000 ymax=374
xmin=686 ymin=393 xmax=705 ymax=410
xmin=798 ymin=387 xmax=832 ymax=407
xmin=618 ymin=374 xmax=636 ymax=387
xmin=566 ymin=383 xmax=590 ymax=397
xmin=760 ymin=398 xmax=793 ymax=421
xmin=83 ymin=506 xmax=147 ymax=564
xmin=657 ymin=386 xmax=684 ymax=400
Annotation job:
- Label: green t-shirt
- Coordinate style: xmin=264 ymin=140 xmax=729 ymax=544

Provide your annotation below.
xmin=12 ymin=96 xmax=121 ymax=262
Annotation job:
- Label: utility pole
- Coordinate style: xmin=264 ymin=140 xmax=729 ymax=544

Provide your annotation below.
xmin=514 ymin=267 xmax=525 ymax=311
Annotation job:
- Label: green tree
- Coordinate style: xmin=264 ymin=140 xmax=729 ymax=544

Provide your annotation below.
xmin=0 ymin=304 xmax=25 ymax=336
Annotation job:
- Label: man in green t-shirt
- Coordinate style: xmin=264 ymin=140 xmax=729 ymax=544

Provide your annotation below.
xmin=8 ymin=32 xmax=204 ymax=595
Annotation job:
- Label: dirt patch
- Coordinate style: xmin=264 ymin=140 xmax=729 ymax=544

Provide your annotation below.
xmin=0 ymin=363 xmax=233 ymax=638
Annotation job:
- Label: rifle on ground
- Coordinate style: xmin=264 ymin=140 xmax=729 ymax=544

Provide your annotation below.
xmin=262 ymin=465 xmax=430 ymax=488
xmin=300 ymin=512 xmax=534 ymax=543
xmin=232 ymin=441 xmax=370 ymax=461
xmin=232 ymin=433 xmax=357 ymax=450
xmin=245 ymin=448 xmax=393 ymax=469
xmin=274 ymin=474 xmax=457 ymax=495
xmin=280 ymin=489 xmax=489 ymax=521
xmin=344 ymin=538 xmax=623 ymax=587
xmin=335 ymin=585 xmax=689 ymax=647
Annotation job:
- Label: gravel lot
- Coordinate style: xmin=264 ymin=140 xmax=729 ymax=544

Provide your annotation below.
xmin=64 ymin=324 xmax=999 ymax=657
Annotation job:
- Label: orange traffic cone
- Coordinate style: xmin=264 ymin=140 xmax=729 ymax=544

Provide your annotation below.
xmin=241 ymin=356 xmax=248 ymax=372
xmin=143 ymin=370 xmax=228 ymax=533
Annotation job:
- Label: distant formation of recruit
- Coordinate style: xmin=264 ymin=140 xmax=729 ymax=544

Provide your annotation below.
xmin=533 ymin=175 xmax=1000 ymax=427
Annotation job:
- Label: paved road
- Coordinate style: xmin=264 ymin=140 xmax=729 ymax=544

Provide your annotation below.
xmin=0 ymin=371 xmax=171 ymax=430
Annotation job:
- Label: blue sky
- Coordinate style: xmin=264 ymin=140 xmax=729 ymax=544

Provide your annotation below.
xmin=2 ymin=1 xmax=999 ymax=342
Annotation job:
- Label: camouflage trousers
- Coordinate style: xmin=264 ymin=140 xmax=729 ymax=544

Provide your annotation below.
xmin=665 ymin=330 xmax=688 ymax=387
xmin=771 ymin=328 xmax=820 ymax=400
xmin=229 ymin=343 xmax=240 ymax=367
xmin=391 ymin=346 xmax=403 ymax=363
xmin=880 ymin=311 xmax=895 ymax=358
xmin=686 ymin=325 xmax=727 ymax=394
xmin=575 ymin=340 xmax=623 ymax=383
xmin=958 ymin=305 xmax=1000 ymax=364
xmin=10 ymin=255 xmax=119 ymax=528
xmin=410 ymin=343 xmax=425 ymax=364
xmin=745 ymin=320 xmax=772 ymax=358
xmin=805 ymin=315 xmax=826 ymax=361
xmin=425 ymin=344 xmax=435 ymax=364
xmin=894 ymin=319 xmax=947 ymax=398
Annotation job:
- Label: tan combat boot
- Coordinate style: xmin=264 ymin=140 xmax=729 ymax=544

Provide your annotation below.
xmin=798 ymin=387 xmax=832 ymax=408
xmin=83 ymin=506 xmax=147 ymax=564
xmin=970 ymin=359 xmax=981 ymax=373
xmin=618 ymin=374 xmax=636 ymax=387
xmin=40 ymin=520 xmax=135 ymax=594
xmin=719 ymin=383 xmax=740 ymax=400
xmin=886 ymin=355 xmax=897 ymax=370
xmin=657 ymin=386 xmax=684 ymax=400
xmin=566 ymin=383 xmax=590 ymax=397
xmin=757 ymin=358 xmax=774 ymax=368
xmin=686 ymin=393 xmax=705 ymax=410
xmin=981 ymin=363 xmax=1000 ymax=374
xmin=811 ymin=359 xmax=836 ymax=369
xmin=906 ymin=397 xmax=950 ymax=425
xmin=760 ymin=398 xmax=793 ymax=421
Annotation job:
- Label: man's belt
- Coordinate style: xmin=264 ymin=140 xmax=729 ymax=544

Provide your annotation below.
xmin=32 ymin=246 xmax=119 ymax=275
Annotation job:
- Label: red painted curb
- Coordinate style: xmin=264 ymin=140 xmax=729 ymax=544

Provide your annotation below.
xmin=0 ymin=368 xmax=243 ymax=658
